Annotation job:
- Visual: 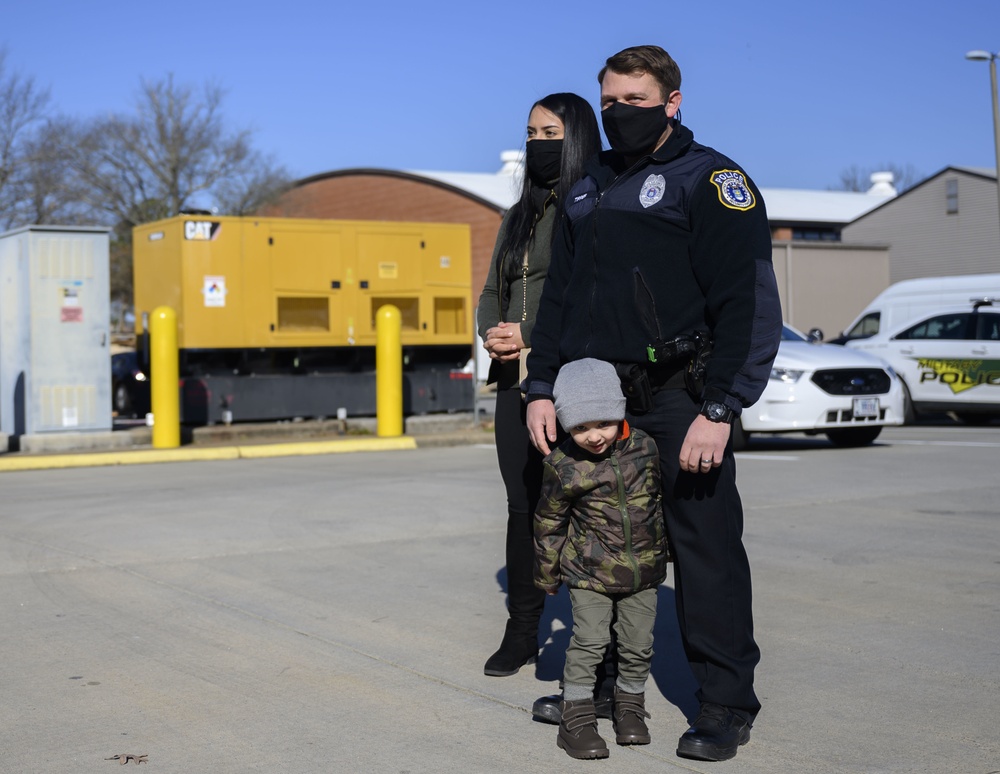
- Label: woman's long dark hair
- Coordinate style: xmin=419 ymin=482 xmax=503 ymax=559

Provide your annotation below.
xmin=496 ymin=92 xmax=601 ymax=269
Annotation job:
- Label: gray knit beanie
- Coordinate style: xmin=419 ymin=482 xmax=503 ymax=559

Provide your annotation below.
xmin=553 ymin=358 xmax=626 ymax=429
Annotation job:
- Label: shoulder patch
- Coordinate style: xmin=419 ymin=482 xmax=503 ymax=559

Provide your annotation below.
xmin=710 ymin=169 xmax=756 ymax=211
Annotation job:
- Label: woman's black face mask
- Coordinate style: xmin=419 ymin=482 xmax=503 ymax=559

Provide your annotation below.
xmin=601 ymin=102 xmax=668 ymax=157
xmin=525 ymin=139 xmax=564 ymax=188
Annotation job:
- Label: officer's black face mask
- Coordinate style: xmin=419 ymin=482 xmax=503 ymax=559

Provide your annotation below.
xmin=601 ymin=102 xmax=669 ymax=157
xmin=525 ymin=139 xmax=564 ymax=188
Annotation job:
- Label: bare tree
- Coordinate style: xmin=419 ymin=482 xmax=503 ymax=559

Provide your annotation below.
xmin=834 ymin=163 xmax=923 ymax=194
xmin=109 ymin=231 xmax=134 ymax=319
xmin=213 ymin=150 xmax=292 ymax=216
xmin=3 ymin=66 xmax=291 ymax=314
xmin=0 ymin=48 xmax=50 ymax=230
xmin=11 ymin=117 xmax=92 ymax=226
xmin=71 ymin=75 xmax=288 ymax=227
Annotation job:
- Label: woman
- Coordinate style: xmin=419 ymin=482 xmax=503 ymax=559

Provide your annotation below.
xmin=478 ymin=93 xmax=601 ymax=676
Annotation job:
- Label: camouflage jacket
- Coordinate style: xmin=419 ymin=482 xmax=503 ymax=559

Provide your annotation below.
xmin=534 ymin=424 xmax=669 ymax=595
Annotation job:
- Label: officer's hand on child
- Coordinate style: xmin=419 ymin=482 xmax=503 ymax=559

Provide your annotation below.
xmin=526 ymin=399 xmax=558 ymax=456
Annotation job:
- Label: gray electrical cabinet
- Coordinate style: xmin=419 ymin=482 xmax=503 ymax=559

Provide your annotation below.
xmin=0 ymin=225 xmax=112 ymax=444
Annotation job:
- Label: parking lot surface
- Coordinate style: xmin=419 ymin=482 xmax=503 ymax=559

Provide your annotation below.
xmin=1 ymin=424 xmax=998 ymax=773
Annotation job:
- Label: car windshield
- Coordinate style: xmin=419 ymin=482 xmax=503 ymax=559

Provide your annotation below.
xmin=781 ymin=325 xmax=807 ymax=342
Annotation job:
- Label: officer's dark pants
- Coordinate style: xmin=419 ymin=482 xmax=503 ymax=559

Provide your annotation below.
xmin=493 ymin=386 xmax=546 ymax=637
xmin=629 ymin=387 xmax=761 ymax=722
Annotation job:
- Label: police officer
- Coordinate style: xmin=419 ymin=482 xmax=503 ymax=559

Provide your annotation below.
xmin=525 ymin=45 xmax=782 ymax=762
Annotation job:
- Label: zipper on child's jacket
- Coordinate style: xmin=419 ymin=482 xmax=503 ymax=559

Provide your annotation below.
xmin=611 ymin=455 xmax=641 ymax=589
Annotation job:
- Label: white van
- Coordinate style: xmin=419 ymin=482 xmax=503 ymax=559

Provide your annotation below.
xmin=846 ymin=298 xmax=1000 ymax=424
xmin=831 ymin=273 xmax=1000 ymax=344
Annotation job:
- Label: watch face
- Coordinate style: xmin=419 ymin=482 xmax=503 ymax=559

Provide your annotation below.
xmin=702 ymin=402 xmax=731 ymax=422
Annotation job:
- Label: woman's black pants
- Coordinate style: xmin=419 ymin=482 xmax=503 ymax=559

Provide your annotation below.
xmin=493 ymin=386 xmax=547 ymax=636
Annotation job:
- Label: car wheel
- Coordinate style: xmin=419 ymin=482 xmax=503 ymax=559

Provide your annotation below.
xmin=955 ymin=412 xmax=994 ymax=426
xmin=900 ymin=380 xmax=917 ymax=425
xmin=114 ymin=382 xmax=134 ymax=418
xmin=731 ymin=418 xmax=750 ymax=451
xmin=825 ymin=426 xmax=883 ymax=447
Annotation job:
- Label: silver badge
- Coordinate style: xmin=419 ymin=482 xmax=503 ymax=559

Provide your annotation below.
xmin=639 ymin=174 xmax=666 ymax=209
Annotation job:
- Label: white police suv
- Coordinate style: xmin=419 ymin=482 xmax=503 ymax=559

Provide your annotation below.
xmin=846 ymin=298 xmax=1000 ymax=425
xmin=735 ymin=324 xmax=904 ymax=449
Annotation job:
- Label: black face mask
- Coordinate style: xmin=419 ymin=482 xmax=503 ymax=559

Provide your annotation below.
xmin=525 ymin=139 xmax=564 ymax=188
xmin=601 ymin=102 xmax=669 ymax=157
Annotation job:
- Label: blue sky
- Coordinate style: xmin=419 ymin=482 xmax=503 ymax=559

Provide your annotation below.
xmin=4 ymin=0 xmax=1000 ymax=190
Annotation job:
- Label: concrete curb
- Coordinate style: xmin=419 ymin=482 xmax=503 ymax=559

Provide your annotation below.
xmin=0 ymin=436 xmax=417 ymax=473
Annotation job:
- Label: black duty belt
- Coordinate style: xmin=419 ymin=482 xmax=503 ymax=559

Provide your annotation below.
xmin=647 ymin=362 xmax=688 ymax=391
xmin=615 ymin=361 xmax=687 ymax=416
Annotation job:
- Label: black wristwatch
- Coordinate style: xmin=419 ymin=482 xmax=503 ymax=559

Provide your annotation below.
xmin=700 ymin=400 xmax=735 ymax=424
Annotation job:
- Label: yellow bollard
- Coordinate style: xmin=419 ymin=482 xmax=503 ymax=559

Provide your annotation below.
xmin=376 ymin=304 xmax=404 ymax=437
xmin=149 ymin=306 xmax=180 ymax=448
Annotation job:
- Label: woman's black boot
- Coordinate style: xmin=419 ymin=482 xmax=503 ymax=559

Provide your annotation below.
xmin=484 ymin=620 xmax=538 ymax=676
xmin=485 ymin=508 xmax=544 ymax=676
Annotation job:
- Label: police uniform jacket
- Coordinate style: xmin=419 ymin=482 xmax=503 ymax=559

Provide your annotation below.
xmin=534 ymin=423 xmax=668 ymax=595
xmin=526 ymin=122 xmax=782 ymax=415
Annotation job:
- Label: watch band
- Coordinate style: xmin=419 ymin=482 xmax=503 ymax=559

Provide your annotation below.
xmin=700 ymin=400 xmax=735 ymax=424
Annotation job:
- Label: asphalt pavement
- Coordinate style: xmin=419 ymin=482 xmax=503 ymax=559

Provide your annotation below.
xmin=0 ymin=423 xmax=998 ymax=773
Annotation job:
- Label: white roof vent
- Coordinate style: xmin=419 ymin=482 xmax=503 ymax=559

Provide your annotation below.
xmin=867 ymin=171 xmax=897 ymax=196
xmin=498 ymin=150 xmax=524 ymax=176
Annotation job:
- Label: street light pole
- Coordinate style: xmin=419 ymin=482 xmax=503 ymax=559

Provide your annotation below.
xmin=966 ymin=49 xmax=1000 ymax=247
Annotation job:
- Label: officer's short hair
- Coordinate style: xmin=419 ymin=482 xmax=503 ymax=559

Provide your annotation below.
xmin=598 ymin=45 xmax=682 ymax=102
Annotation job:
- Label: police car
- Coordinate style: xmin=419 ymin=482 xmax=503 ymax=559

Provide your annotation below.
xmin=734 ymin=324 xmax=905 ymax=449
xmin=845 ymin=298 xmax=1000 ymax=425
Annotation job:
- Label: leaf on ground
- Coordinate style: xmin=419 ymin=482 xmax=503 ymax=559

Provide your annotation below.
xmin=105 ymin=753 xmax=148 ymax=764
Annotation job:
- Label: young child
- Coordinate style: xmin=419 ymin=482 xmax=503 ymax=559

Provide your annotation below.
xmin=534 ymin=358 xmax=669 ymax=760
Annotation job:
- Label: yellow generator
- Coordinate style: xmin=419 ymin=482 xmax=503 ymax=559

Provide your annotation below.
xmin=133 ymin=215 xmax=473 ymax=424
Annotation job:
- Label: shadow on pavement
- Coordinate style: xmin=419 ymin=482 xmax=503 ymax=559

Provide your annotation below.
xmin=650 ymin=586 xmax=700 ymax=721
xmin=494 ymin=566 xmax=700 ymax=720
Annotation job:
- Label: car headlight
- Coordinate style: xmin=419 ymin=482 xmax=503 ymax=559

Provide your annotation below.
xmin=770 ymin=367 xmax=804 ymax=383
xmin=885 ymin=365 xmax=898 ymax=379
xmin=135 ymin=372 xmax=147 ymax=382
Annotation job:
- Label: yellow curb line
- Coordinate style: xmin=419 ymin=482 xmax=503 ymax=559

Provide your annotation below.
xmin=0 ymin=436 xmax=417 ymax=473
xmin=236 ymin=438 xmax=415 ymax=458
